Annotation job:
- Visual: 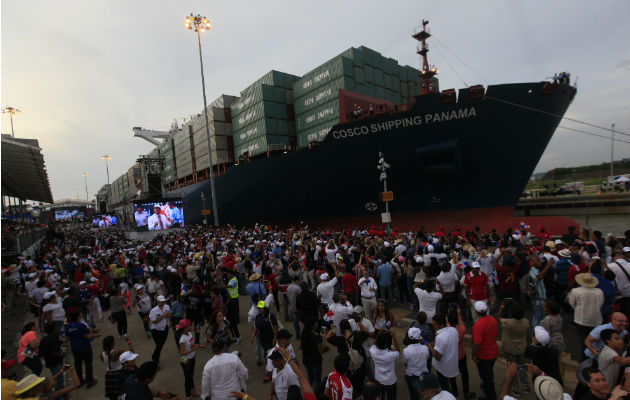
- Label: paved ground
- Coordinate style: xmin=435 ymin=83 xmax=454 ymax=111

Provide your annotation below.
xmin=3 ymin=294 xmax=578 ymax=400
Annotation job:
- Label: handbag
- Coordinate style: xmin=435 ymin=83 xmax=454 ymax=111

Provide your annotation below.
xmin=21 ymin=344 xmax=36 ymax=359
xmin=346 ymin=336 xmax=363 ymax=371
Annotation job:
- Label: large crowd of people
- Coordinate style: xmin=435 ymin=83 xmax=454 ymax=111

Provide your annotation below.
xmin=2 ymin=221 xmax=630 ymax=400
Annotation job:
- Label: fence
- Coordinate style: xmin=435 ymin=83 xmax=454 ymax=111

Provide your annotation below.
xmin=1 ymin=228 xmax=48 ymax=257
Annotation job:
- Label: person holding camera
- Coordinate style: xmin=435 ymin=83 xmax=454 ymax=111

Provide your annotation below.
xmin=499 ymin=300 xmax=530 ymax=397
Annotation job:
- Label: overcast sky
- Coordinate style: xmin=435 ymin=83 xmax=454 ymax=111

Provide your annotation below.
xmin=2 ymin=1 xmax=629 ymax=202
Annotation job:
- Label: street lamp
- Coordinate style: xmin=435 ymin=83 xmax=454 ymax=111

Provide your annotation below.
xmin=2 ymin=106 xmax=21 ymax=138
xmin=185 ymin=13 xmax=219 ymax=226
xmin=101 ymin=155 xmax=111 ymax=185
xmin=377 ymin=152 xmax=392 ymax=235
xmin=82 ymin=172 xmax=89 ymax=202
xmin=73 ymin=188 xmax=80 ymax=200
xmin=200 ymin=192 xmax=207 ymax=225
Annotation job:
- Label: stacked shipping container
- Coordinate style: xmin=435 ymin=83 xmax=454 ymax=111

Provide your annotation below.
xmin=192 ymin=95 xmax=238 ymax=173
xmin=231 ymin=71 xmax=299 ymax=157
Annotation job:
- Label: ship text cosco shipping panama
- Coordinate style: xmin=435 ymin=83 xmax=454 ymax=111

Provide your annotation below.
xmin=331 ymin=107 xmax=477 ymax=139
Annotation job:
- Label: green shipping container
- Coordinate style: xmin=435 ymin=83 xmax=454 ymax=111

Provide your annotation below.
xmin=232 ymin=100 xmax=289 ymax=131
xmin=294 ymin=76 xmax=355 ymax=116
xmin=296 ymin=121 xmax=334 ymax=149
xmin=233 ymin=118 xmax=295 ymax=147
xmin=295 ymin=98 xmax=339 ymax=133
xmin=374 ymin=69 xmax=384 ymax=87
xmin=231 ymin=84 xmax=290 ymax=116
xmin=292 ymin=56 xmax=354 ymax=99
xmin=234 ymin=134 xmax=291 ymax=157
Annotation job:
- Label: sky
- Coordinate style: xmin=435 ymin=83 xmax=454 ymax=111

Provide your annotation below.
xmin=2 ymin=1 xmax=629 ymax=202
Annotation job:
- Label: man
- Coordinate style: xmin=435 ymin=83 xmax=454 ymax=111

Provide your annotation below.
xmin=427 ymin=314 xmax=459 ymax=397
xmin=607 ymin=247 xmax=630 ymax=319
xmin=584 ymin=312 xmax=629 ymax=359
xmin=121 ymin=361 xmax=174 ymax=400
xmin=317 ymin=266 xmax=338 ymax=310
xmin=376 ymin=258 xmax=393 ymax=303
xmin=328 ymin=293 xmax=353 ymax=336
xmin=134 ymin=206 xmax=149 ymax=232
xmin=471 ymin=301 xmax=498 ymax=400
xmin=269 ymin=349 xmax=300 ymax=400
xmin=325 ymin=353 xmax=353 ymax=400
xmin=148 ymin=295 xmax=171 ymax=364
xmin=403 ymin=327 xmax=430 ymax=400
xmin=358 ymin=269 xmax=378 ymax=321
xmin=597 ymin=329 xmax=630 ymax=389
xmin=133 ymin=284 xmax=153 ymax=338
xmin=201 ymin=340 xmax=248 ymax=400
xmin=412 ymin=371 xmax=456 ymax=400
xmin=38 ymin=323 xmax=65 ymax=392
xmin=286 ymin=276 xmax=302 ymax=339
xmin=296 ymin=281 xmax=319 ymax=325
xmin=264 ymin=329 xmax=296 ymax=384
xmin=65 ymin=310 xmax=100 ymax=388
xmin=529 ymin=255 xmax=553 ymax=326
xmin=224 ymin=269 xmax=242 ymax=345
xmin=568 ymin=273 xmax=605 ymax=356
xmin=581 ymin=366 xmax=629 ymax=400
xmin=119 ymin=351 xmax=140 ymax=389
xmin=246 ymin=273 xmax=267 ymax=306
xmin=553 ymin=249 xmax=577 ymax=307
xmin=148 ymin=206 xmax=168 ymax=231
xmin=463 ymin=262 xmax=491 ymax=322
xmin=525 ymin=326 xmax=563 ymax=386
xmin=168 ymin=202 xmax=183 ymax=228
xmin=77 ymin=281 xmax=95 ymax=328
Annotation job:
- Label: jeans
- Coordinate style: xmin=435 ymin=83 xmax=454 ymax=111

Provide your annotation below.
xmin=379 ymin=381 xmax=397 ymax=400
xmin=291 ymin=311 xmax=301 ymax=339
xmin=305 ymin=361 xmax=322 ymax=398
xmin=151 ymin=329 xmax=169 ymax=363
xmin=407 ymin=277 xmax=415 ymax=303
xmin=532 ymin=298 xmax=545 ymax=327
xmin=437 ymin=370 xmax=458 ymax=397
xmin=112 ymin=310 xmax=127 ymax=336
xmin=397 ymin=275 xmax=409 ymax=303
xmin=50 ymin=363 xmax=64 ymax=392
xmin=405 ymin=375 xmax=420 ymax=400
xmin=238 ymin=273 xmax=247 ymax=295
xmin=180 ymin=357 xmax=196 ymax=397
xmin=477 ymin=358 xmax=497 ymax=400
xmin=459 ymin=356 xmax=471 ymax=395
xmin=282 ymin=293 xmax=290 ymax=321
xmin=379 ymin=285 xmax=393 ymax=303
xmin=72 ymin=347 xmax=94 ymax=384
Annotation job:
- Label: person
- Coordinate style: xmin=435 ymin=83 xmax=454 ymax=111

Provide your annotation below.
xmin=252 ymin=300 xmax=279 ymax=355
xmin=38 ymin=323 xmax=65 ymax=393
xmin=300 ymin=317 xmax=324 ymax=398
xmin=100 ymin=335 xmax=134 ymax=400
xmin=569 ymin=273 xmax=605 ymax=356
xmin=471 ymin=301 xmax=498 ymax=400
xmin=584 ymin=313 xmax=629 ymax=360
xmin=341 ymin=267 xmax=358 ymax=304
xmin=296 ymin=281 xmax=319 ymax=325
xmin=286 ymin=276 xmax=302 ymax=340
xmin=329 ymin=293 xmax=354 ymax=336
xmin=463 ymin=262 xmax=491 ymax=322
xmin=118 ymin=351 xmax=139 ymax=393
xmin=607 ymin=248 xmax=630 ymax=319
xmin=414 ymin=279 xmax=444 ymax=320
xmin=109 ymin=287 xmax=128 ymax=338
xmin=171 ymin=295 xmax=186 ymax=345
xmin=148 ymin=206 xmax=169 ymax=231
xmin=41 ymin=291 xmax=66 ymax=332
xmin=149 ymin=295 xmax=171 ymax=365
xmin=325 ymin=353 xmax=353 ymax=400
xmin=428 ymin=313 xmax=459 ymax=397
xmin=133 ymin=284 xmax=153 ymax=338
xmin=554 ymin=249 xmax=576 ymax=307
xmin=540 ymin=301 xmax=566 ymax=355
xmin=499 ymin=300 xmax=530 ymax=397
xmin=370 ymin=331 xmax=401 ymax=399
xmin=246 ymin=273 xmax=267 ymax=305
xmin=168 ymin=202 xmax=183 ymax=228
xmin=264 ymin=329 xmax=296 ymax=384
xmin=177 ymin=318 xmax=204 ymax=399
xmin=358 ymin=269 xmax=378 ymax=324
xmin=317 ymin=268 xmax=338 ymax=310
xmin=372 ymin=299 xmax=394 ymax=332
xmin=597 ymin=329 xmax=629 ymax=390
xmin=224 ymin=269 xmax=242 ymax=345
xmin=581 ymin=366 xmax=629 ymax=400
xmin=525 ymin=326 xmax=563 ymax=386
xmin=121 ymin=360 xmax=177 ymax=399
xmin=206 ymin=310 xmax=233 ymax=350
xmin=13 ymin=365 xmax=80 ymax=399
xmin=135 ymin=206 xmax=149 ymax=231
xmin=529 ymin=255 xmax=553 ymax=326
xmin=327 ymin=319 xmax=370 ymax=394
xmin=403 ymin=327 xmax=430 ymax=400
xmin=411 ymin=371 xmax=457 ymax=400
xmin=65 ymin=310 xmax=100 ymax=388
xmin=376 ymin=258 xmax=393 ymax=303
xmin=17 ymin=322 xmax=42 ymax=375
xmin=269 ymin=349 xmax=300 ymax=400
xmin=201 ymin=339 xmax=248 ymax=400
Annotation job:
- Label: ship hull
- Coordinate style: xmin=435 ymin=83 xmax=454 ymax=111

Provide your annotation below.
xmin=178 ymin=81 xmax=576 ymax=231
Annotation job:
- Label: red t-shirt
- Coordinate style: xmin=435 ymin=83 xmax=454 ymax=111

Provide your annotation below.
xmin=464 ymin=272 xmax=489 ymax=300
xmin=264 ymin=273 xmax=277 ymax=291
xmin=341 ymin=273 xmax=357 ymax=294
xmin=472 ymin=315 xmax=498 ymax=360
xmin=326 ymin=370 xmax=353 ymax=400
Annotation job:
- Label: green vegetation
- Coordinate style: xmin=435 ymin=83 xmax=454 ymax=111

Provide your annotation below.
xmin=526 ymin=158 xmax=629 ymax=191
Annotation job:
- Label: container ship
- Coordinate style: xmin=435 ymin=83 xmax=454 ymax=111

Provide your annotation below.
xmin=101 ymin=21 xmax=577 ymax=233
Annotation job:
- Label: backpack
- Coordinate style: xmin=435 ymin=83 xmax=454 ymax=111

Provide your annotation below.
xmin=346 ymin=336 xmax=364 ymax=371
xmin=519 ymin=271 xmax=536 ymax=299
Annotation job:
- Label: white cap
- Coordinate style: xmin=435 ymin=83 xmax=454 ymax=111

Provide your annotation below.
xmin=119 ymin=351 xmax=139 ymax=363
xmin=28 ymin=273 xmax=37 ymax=278
xmin=554 ymin=239 xmax=563 ymax=245
xmin=407 ymin=327 xmax=422 ymax=340
xmin=134 ymin=284 xmax=144 ymax=291
xmin=43 ymin=291 xmax=55 ymax=300
xmin=353 ymin=305 xmax=363 ymax=314
xmin=90 ymin=277 xmax=97 ymax=282
xmin=414 ymin=255 xmax=423 ymax=263
xmin=471 ymin=262 xmax=481 ymax=269
xmin=623 ymin=247 xmax=630 ymax=253
xmin=383 ymin=241 xmax=390 ymax=247
xmin=79 ymin=281 xmax=87 ymax=285
xmin=534 ymin=326 xmax=550 ymax=345
xmin=474 ymin=301 xmax=488 ymax=313
xmin=320 ymin=273 xmax=329 ymax=281
xmin=156 ymin=295 xmax=167 ymax=302
xmin=426 ymin=245 xmax=434 ymax=253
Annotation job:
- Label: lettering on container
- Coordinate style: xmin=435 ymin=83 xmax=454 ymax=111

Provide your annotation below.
xmin=237 ymin=110 xmax=256 ymax=126
xmin=238 ymin=126 xmax=258 ymax=141
xmin=303 ymin=87 xmax=334 ymax=107
xmin=301 ymin=68 xmax=331 ymax=91
xmin=306 ymin=126 xmax=332 ymax=142
xmin=330 ymin=107 xmax=477 ymax=139
xmin=304 ymin=107 xmax=335 ymax=125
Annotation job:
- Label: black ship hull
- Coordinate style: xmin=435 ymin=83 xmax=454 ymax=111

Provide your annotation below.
xmin=178 ymin=81 xmax=576 ymax=230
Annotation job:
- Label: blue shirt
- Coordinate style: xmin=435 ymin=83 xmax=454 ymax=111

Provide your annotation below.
xmin=584 ymin=322 xmax=628 ymax=359
xmin=171 ymin=300 xmax=185 ymax=318
xmin=594 ymin=274 xmax=615 ymax=316
xmin=246 ymin=281 xmax=267 ymax=305
xmin=553 ymin=259 xmax=572 ymax=286
xmin=376 ymin=263 xmax=393 ymax=287
xmin=78 ymin=289 xmax=92 ymax=311
xmin=171 ymin=207 xmax=184 ymax=224
xmin=65 ymin=321 xmax=91 ymax=350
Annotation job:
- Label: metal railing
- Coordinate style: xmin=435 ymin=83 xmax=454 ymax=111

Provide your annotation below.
xmin=1 ymin=228 xmax=48 ymax=257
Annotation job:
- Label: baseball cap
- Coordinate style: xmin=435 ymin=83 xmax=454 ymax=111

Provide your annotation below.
xmin=119 ymin=351 xmax=139 ymax=363
xmin=407 ymin=327 xmax=422 ymax=340
xmin=257 ymin=300 xmax=267 ymax=309
xmin=320 ymin=273 xmax=329 ymax=281
xmin=43 ymin=291 xmax=55 ymax=300
xmin=623 ymin=247 xmax=630 ymax=253
xmin=134 ymin=284 xmax=144 ymax=290
xmin=471 ymin=262 xmax=481 ymax=269
xmin=352 ymin=305 xmax=364 ymax=314
xmin=474 ymin=301 xmax=488 ymax=313
xmin=176 ymin=318 xmax=192 ymax=330
xmin=412 ymin=371 xmax=440 ymax=392
xmin=156 ymin=295 xmax=167 ymax=302
xmin=79 ymin=280 xmax=87 ymax=285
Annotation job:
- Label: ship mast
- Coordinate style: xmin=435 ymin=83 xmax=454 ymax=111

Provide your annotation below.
xmin=412 ymin=20 xmax=439 ymax=95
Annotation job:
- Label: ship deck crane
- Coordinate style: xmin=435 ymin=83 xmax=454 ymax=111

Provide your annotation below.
xmin=132 ymin=127 xmax=174 ymax=146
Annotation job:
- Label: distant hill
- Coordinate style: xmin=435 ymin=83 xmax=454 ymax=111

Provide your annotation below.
xmin=541 ymin=158 xmax=629 ymax=181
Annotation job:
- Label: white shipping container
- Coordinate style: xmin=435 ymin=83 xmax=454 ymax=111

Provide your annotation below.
xmin=176 ymin=161 xmax=194 ymax=179
xmin=175 ymin=149 xmax=193 ymax=166
xmin=195 ymin=150 xmax=232 ymax=170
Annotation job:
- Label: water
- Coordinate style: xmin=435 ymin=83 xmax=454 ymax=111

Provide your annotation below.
xmin=563 ymin=214 xmax=629 ymax=237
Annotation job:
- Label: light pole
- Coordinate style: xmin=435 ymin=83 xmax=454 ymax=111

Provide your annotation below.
xmin=611 ymin=122 xmax=615 ymax=177
xmin=101 ymin=155 xmax=111 ymax=185
xmin=2 ymin=106 xmax=21 ymax=138
xmin=82 ymin=172 xmax=89 ymax=202
xmin=377 ymin=152 xmax=392 ymax=235
xmin=200 ymin=192 xmax=207 ymax=225
xmin=73 ymin=188 xmax=80 ymax=200
xmin=185 ymin=13 xmax=219 ymax=226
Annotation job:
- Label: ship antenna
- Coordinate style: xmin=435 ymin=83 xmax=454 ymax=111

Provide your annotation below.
xmin=412 ymin=20 xmax=439 ymax=95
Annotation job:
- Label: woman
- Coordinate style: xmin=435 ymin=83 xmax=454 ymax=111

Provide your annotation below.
xmin=370 ymin=331 xmax=401 ymax=399
xmin=263 ymin=265 xmax=280 ymax=313
xmin=499 ymin=301 xmax=529 ymax=397
xmin=402 ymin=327 xmax=429 ymax=400
xmin=99 ymin=335 xmax=134 ymax=400
xmin=540 ymin=300 xmax=566 ymax=376
xmin=206 ymin=311 xmax=233 ymax=350
xmin=42 ymin=292 xmax=66 ymax=332
xmin=209 ymin=288 xmax=224 ymax=316
xmin=414 ymin=279 xmax=444 ymax=320
xmin=13 ymin=364 xmax=80 ymax=399
xmin=252 ymin=300 xmax=279 ymax=355
xmin=178 ymin=318 xmax=204 ymax=399
xmin=109 ymin=288 xmax=128 ymax=338
xmin=300 ymin=316 xmax=323 ymax=398
xmin=326 ymin=319 xmax=370 ymax=395
xmin=372 ymin=299 xmax=394 ymax=332
xmin=18 ymin=322 xmax=42 ymax=375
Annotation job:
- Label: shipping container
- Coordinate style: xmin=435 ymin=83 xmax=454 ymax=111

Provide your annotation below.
xmin=232 ymin=85 xmax=289 ymax=116
xmin=193 ymin=135 xmax=232 ymax=159
xmin=295 ymin=98 xmax=339 ymax=132
xmin=176 ymin=161 xmax=194 ymax=180
xmin=163 ymin=172 xmax=176 ymax=184
xmin=232 ymin=100 xmax=290 ymax=131
xmin=296 ymin=121 xmax=334 ymax=149
xmin=234 ymin=135 xmax=291 ymax=158
xmin=232 ymin=118 xmax=294 ymax=147
xmin=293 ymin=56 xmax=354 ymax=99
xmin=175 ymin=148 xmax=193 ymax=166
xmin=194 ymin=150 xmax=233 ymax=171
xmin=294 ymin=76 xmax=355 ymax=116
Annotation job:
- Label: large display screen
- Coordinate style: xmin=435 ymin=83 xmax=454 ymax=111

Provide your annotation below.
xmin=133 ymin=200 xmax=184 ymax=231
xmin=92 ymin=214 xmax=117 ymax=227
xmin=54 ymin=208 xmax=84 ymax=220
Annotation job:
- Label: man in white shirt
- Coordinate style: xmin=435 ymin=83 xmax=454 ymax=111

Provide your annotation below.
xmin=351 ymin=306 xmax=376 ymax=360
xmin=358 ymin=269 xmax=378 ymax=320
xmin=317 ymin=268 xmax=338 ymax=309
xmin=427 ymin=314 xmax=460 ymax=395
xmin=264 ymin=329 xmax=296 ymax=384
xmin=269 ymin=350 xmax=300 ymax=400
xmin=148 ymin=295 xmax=171 ymax=364
xmin=202 ymin=339 xmax=249 ymax=400
xmin=412 ymin=371 xmax=456 ymax=400
xmin=147 ymin=206 xmax=169 ymax=231
xmin=325 ymin=242 xmax=338 ymax=264
xmin=328 ymin=294 xmax=354 ymax=335
xmin=608 ymin=248 xmax=630 ymax=319
xmin=403 ymin=327 xmax=430 ymax=385
xmin=134 ymin=207 xmax=149 ymax=231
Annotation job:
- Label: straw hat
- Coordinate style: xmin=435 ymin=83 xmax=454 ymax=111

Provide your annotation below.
xmin=534 ymin=375 xmax=564 ymax=400
xmin=15 ymin=374 xmax=46 ymax=395
xmin=575 ymin=273 xmax=598 ymax=288
xmin=249 ymin=273 xmax=261 ymax=281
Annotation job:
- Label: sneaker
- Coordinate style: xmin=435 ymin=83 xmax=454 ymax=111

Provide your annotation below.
xmin=86 ymin=380 xmax=98 ymax=389
xmin=235 ymin=337 xmax=242 ymax=345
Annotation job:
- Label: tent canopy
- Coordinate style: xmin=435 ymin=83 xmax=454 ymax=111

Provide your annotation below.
xmin=1 ymin=135 xmax=54 ymax=203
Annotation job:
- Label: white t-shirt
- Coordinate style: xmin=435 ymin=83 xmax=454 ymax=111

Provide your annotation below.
xmin=265 ymin=344 xmax=296 ymax=373
xmin=431 ymin=390 xmax=457 ymax=400
xmin=149 ymin=304 xmax=170 ymax=331
xmin=415 ymin=288 xmax=442 ymax=320
xmin=317 ymin=278 xmax=338 ymax=306
xmin=272 ymin=363 xmax=300 ymax=400
xmin=179 ymin=332 xmax=196 ymax=360
xmin=201 ymin=353 xmax=249 ymax=400
xmin=325 ymin=246 xmax=338 ymax=264
xmin=329 ymin=302 xmax=354 ymax=335
xmin=358 ymin=277 xmax=378 ymax=298
xmin=43 ymin=301 xmax=66 ymax=322
xmin=369 ymin=345 xmax=400 ymax=385
xmin=433 ymin=326 xmax=459 ymax=378
xmin=608 ymin=260 xmax=630 ymax=297
xmin=403 ymin=343 xmax=429 ymax=376
xmin=437 ymin=271 xmax=458 ymax=293
xmin=359 ymin=318 xmax=375 ymax=356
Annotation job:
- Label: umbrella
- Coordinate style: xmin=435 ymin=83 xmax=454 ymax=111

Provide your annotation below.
xmin=614 ymin=176 xmax=630 ymax=183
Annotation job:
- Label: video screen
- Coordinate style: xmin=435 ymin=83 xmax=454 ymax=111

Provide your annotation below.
xmin=92 ymin=214 xmax=117 ymax=227
xmin=55 ymin=208 xmax=84 ymax=220
xmin=133 ymin=200 xmax=184 ymax=231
